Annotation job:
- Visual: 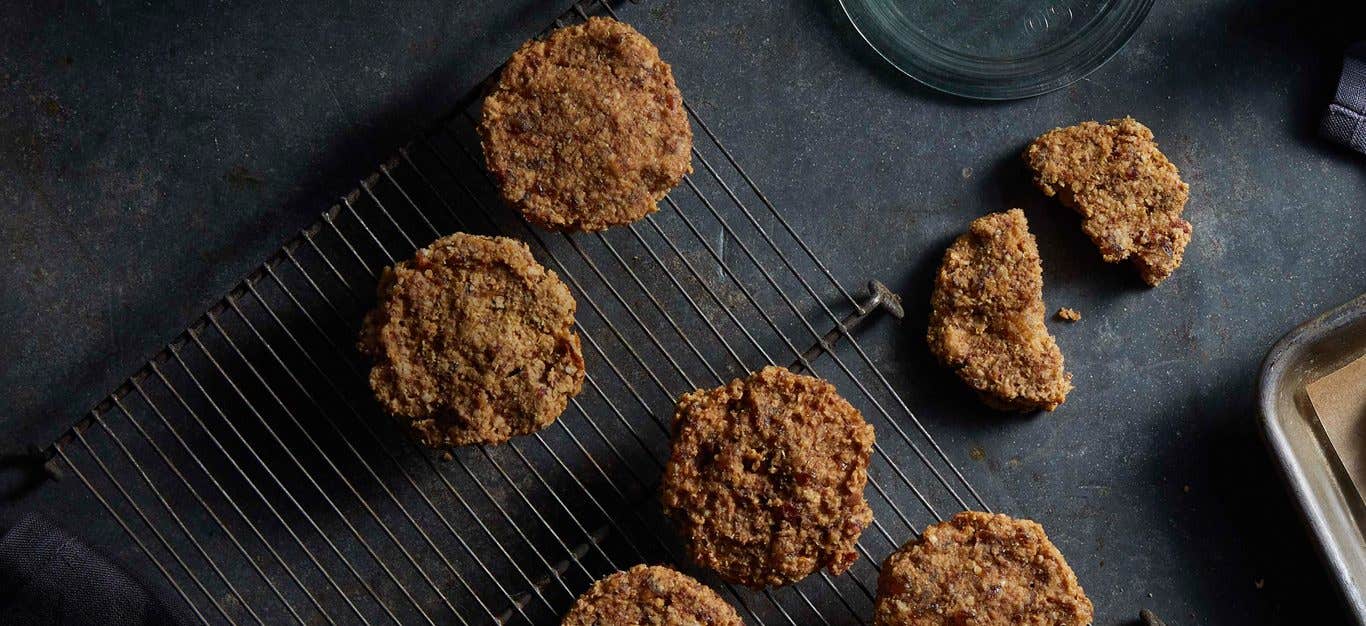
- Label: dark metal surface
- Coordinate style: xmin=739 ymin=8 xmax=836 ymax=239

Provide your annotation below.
xmin=2 ymin=0 xmax=1365 ymax=624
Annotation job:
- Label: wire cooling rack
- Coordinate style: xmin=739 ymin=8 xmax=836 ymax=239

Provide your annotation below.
xmin=38 ymin=1 xmax=990 ymax=623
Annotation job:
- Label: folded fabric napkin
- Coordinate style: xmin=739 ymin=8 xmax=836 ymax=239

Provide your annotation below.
xmin=0 ymin=513 xmax=187 ymax=626
xmin=1322 ymin=42 xmax=1366 ymax=152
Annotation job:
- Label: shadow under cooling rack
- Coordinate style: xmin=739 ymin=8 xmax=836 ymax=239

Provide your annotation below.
xmin=40 ymin=1 xmax=989 ymax=624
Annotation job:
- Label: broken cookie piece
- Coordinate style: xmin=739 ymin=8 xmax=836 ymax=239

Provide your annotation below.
xmin=928 ymin=209 xmax=1072 ymax=411
xmin=1024 ymin=117 xmax=1192 ymax=286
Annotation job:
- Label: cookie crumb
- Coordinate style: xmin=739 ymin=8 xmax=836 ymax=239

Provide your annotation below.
xmin=1140 ymin=609 xmax=1169 ymax=626
xmin=1056 ymin=307 xmax=1081 ymax=322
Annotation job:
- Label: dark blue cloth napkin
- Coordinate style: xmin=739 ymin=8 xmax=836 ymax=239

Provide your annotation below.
xmin=0 ymin=513 xmax=188 ymax=626
xmin=1322 ymin=42 xmax=1366 ymax=152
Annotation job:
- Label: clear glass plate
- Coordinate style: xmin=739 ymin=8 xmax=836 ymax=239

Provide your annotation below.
xmin=837 ymin=0 xmax=1154 ymax=100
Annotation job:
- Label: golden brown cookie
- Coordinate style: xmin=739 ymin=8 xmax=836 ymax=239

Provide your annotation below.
xmin=480 ymin=17 xmax=692 ymax=232
xmin=927 ymin=209 xmax=1072 ymax=411
xmin=875 ymin=511 xmax=1094 ymax=626
xmin=561 ymin=565 xmax=741 ymax=626
xmin=660 ymin=366 xmax=875 ymax=588
xmin=358 ymin=233 xmax=584 ymax=446
xmin=1024 ymin=117 xmax=1192 ymax=286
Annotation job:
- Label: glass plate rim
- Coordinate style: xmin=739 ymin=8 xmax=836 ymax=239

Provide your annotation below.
xmin=835 ymin=0 xmax=1156 ymax=100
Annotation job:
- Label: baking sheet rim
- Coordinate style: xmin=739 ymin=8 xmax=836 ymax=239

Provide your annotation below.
xmin=1258 ymin=291 xmax=1366 ymax=625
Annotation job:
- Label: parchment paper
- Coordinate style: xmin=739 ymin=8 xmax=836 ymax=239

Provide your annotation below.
xmin=1306 ymin=352 xmax=1366 ymax=505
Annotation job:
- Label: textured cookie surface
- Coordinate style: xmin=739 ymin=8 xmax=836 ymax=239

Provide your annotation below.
xmin=480 ymin=17 xmax=692 ymax=232
xmin=660 ymin=366 xmax=874 ymax=588
xmin=875 ymin=511 xmax=1094 ymax=626
xmin=927 ymin=209 xmax=1071 ymax=412
xmin=1025 ymin=116 xmax=1192 ymax=286
xmin=561 ymin=565 xmax=741 ymax=626
xmin=358 ymin=233 xmax=584 ymax=446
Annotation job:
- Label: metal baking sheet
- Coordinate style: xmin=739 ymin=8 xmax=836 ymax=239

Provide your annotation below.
xmin=1259 ymin=292 xmax=1366 ymax=625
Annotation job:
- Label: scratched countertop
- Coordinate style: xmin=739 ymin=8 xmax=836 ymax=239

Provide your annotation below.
xmin=2 ymin=0 xmax=1364 ymax=624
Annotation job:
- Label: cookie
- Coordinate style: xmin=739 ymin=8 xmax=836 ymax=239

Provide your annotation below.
xmin=480 ymin=17 xmax=693 ymax=232
xmin=875 ymin=511 xmax=1094 ymax=626
xmin=1024 ymin=117 xmax=1193 ymax=286
xmin=660 ymin=366 xmax=875 ymax=588
xmin=561 ymin=565 xmax=741 ymax=626
xmin=927 ymin=209 xmax=1072 ymax=411
xmin=358 ymin=233 xmax=584 ymax=446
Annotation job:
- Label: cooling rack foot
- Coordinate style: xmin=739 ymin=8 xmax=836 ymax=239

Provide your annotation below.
xmin=790 ymin=279 xmax=903 ymax=373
